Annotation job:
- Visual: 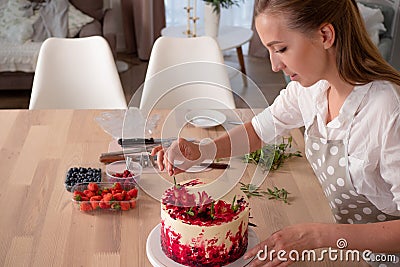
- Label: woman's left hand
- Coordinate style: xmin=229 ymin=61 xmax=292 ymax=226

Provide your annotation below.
xmin=244 ymin=223 xmax=326 ymax=267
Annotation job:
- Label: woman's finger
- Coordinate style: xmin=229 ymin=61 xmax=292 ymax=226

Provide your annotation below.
xmin=150 ymin=145 xmax=163 ymax=156
xmin=156 ymin=150 xmax=165 ymax=171
xmin=245 ymin=241 xmax=268 ymax=260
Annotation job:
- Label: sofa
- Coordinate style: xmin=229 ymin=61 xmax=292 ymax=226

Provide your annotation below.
xmin=359 ymin=1 xmax=396 ymax=62
xmin=0 ymin=0 xmax=118 ymax=90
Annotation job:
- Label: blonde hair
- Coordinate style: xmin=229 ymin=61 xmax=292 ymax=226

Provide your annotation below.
xmin=255 ymin=0 xmax=400 ymax=86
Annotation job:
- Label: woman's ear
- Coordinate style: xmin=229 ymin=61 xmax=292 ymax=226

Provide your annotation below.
xmin=319 ymin=23 xmax=335 ymax=49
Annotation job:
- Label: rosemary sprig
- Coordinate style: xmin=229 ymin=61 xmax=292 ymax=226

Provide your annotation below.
xmin=239 ymin=182 xmax=290 ymax=204
xmin=244 ymin=136 xmax=302 ymax=172
xmin=267 ymin=187 xmax=290 ymax=204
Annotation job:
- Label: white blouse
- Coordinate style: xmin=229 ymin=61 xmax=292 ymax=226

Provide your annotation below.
xmin=252 ymin=80 xmax=400 ymax=216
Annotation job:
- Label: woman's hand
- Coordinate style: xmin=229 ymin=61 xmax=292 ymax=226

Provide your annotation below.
xmin=244 ymin=223 xmax=325 ymax=267
xmin=150 ymin=138 xmax=203 ymax=176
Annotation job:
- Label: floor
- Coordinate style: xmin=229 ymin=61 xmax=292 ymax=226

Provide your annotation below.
xmin=0 ymin=52 xmax=286 ymax=109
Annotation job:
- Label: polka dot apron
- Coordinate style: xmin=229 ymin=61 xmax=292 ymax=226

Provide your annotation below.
xmin=304 ymin=87 xmax=399 ymax=266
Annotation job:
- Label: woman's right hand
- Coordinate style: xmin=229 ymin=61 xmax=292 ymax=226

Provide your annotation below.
xmin=150 ymin=138 xmax=203 ymax=176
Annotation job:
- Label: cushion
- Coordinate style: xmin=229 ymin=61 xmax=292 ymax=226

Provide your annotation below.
xmin=68 ymin=3 xmax=95 ymax=37
xmin=357 ymin=2 xmax=386 ymax=46
xmin=0 ymin=0 xmax=37 ymax=44
xmin=32 ymin=0 xmax=69 ymax=42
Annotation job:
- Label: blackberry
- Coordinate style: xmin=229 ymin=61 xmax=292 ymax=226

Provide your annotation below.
xmin=65 ymin=167 xmax=101 ymax=192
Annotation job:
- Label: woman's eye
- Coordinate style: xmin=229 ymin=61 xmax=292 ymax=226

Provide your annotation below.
xmin=275 ymin=47 xmax=287 ymax=53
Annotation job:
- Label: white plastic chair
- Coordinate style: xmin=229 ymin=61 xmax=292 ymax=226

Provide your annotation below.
xmin=29 ymin=36 xmax=127 ymax=109
xmin=139 ymin=36 xmax=235 ymax=111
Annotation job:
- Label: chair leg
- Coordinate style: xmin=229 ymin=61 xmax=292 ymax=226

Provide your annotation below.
xmin=236 ymin=46 xmax=248 ymax=87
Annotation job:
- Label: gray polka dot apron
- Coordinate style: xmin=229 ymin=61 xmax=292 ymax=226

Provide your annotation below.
xmin=304 ymin=86 xmax=399 ymax=267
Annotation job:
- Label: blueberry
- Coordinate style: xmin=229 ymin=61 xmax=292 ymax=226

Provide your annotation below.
xmin=65 ymin=166 xmax=102 ymax=191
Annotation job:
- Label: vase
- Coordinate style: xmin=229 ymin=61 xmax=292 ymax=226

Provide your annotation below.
xmin=204 ymin=3 xmax=220 ymax=38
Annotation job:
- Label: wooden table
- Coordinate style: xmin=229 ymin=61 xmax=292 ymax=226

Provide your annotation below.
xmin=0 ymin=109 xmax=364 ymax=267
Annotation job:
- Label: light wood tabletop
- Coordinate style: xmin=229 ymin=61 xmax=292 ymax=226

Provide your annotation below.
xmin=0 ymin=109 xmax=366 ymax=267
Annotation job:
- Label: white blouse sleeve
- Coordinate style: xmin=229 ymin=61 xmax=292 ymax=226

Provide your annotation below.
xmin=251 ymin=82 xmax=305 ymax=143
xmin=380 ymin=108 xmax=400 ymax=210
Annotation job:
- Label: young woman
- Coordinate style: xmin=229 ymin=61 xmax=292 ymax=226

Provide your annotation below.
xmin=152 ymin=0 xmax=400 ymax=266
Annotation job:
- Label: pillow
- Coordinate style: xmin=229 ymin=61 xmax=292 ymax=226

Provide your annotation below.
xmin=68 ymin=3 xmax=94 ymax=37
xmin=357 ymin=3 xmax=386 ymax=46
xmin=0 ymin=0 xmax=37 ymax=44
xmin=32 ymin=0 xmax=69 ymax=42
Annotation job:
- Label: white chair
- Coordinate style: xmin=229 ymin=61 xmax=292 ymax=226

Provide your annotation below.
xmin=139 ymin=36 xmax=235 ymax=111
xmin=29 ymin=36 xmax=127 ymax=109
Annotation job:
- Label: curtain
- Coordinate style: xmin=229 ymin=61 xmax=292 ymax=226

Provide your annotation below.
xmin=165 ymin=0 xmax=254 ymax=54
xmin=121 ymin=0 xmax=166 ymax=60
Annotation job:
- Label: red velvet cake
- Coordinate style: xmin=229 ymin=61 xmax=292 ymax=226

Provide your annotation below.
xmin=160 ymin=179 xmax=250 ymax=266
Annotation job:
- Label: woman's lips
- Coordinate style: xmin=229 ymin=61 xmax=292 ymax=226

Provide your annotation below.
xmin=290 ymin=74 xmax=297 ymax=80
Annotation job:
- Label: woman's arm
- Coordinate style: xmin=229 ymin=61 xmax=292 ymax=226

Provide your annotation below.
xmin=213 ymin=121 xmax=263 ymax=159
xmin=151 ymin=121 xmax=263 ymax=175
xmin=245 ymin=220 xmax=400 ymax=267
xmin=320 ymin=220 xmax=400 ymax=253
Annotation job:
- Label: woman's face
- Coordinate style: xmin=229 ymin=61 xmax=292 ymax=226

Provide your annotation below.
xmin=256 ymin=13 xmax=332 ymax=87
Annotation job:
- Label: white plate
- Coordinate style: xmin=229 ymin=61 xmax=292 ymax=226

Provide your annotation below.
xmin=146 ymin=223 xmax=259 ymax=267
xmin=185 ymin=110 xmax=226 ymax=128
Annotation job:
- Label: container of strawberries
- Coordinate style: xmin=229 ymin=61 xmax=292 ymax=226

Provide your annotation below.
xmin=71 ymin=182 xmax=138 ymax=212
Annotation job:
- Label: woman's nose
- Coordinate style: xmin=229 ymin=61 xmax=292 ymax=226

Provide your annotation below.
xmin=269 ymin=53 xmax=284 ymax=72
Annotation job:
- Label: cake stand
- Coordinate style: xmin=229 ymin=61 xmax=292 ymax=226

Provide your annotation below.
xmin=146 ymin=223 xmax=259 ymax=267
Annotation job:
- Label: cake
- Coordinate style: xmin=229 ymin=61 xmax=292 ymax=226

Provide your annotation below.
xmin=160 ymin=179 xmax=250 ymax=266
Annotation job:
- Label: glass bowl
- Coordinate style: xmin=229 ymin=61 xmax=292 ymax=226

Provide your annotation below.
xmin=106 ymin=160 xmax=142 ymax=184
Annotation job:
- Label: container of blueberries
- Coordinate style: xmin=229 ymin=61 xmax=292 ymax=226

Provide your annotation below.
xmin=65 ymin=166 xmax=102 ymax=192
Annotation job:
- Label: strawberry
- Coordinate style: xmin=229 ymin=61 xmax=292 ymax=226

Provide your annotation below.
xmin=102 ymin=188 xmax=110 ymax=195
xmin=87 ymin=182 xmax=99 ymax=192
xmin=113 ymin=182 xmax=122 ymax=191
xmin=90 ymin=195 xmax=102 ymax=209
xmin=122 ymin=170 xmax=133 ymax=178
xmin=84 ymin=190 xmax=95 ymax=198
xmin=80 ymin=202 xmax=92 ymax=212
xmin=90 ymin=195 xmax=102 ymax=201
xmin=103 ymin=193 xmax=113 ymax=203
xmin=127 ymin=188 xmax=138 ymax=198
xmin=130 ymin=199 xmax=137 ymax=209
xmin=74 ymin=191 xmax=85 ymax=197
xmin=120 ymin=202 xmax=130 ymax=211
xmin=99 ymin=199 xmax=111 ymax=209
xmin=124 ymin=194 xmax=132 ymax=201
xmin=113 ymin=193 xmax=124 ymax=201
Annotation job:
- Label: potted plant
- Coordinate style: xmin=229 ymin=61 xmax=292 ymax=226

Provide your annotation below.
xmin=202 ymin=0 xmax=244 ymax=37
xmin=202 ymin=0 xmax=244 ymax=14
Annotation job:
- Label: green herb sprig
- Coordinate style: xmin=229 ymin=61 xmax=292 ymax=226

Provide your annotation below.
xmin=244 ymin=136 xmax=302 ymax=172
xmin=173 ymin=176 xmax=181 ymax=189
xmin=210 ymin=201 xmax=215 ymax=219
xmin=186 ymin=207 xmax=194 ymax=216
xmin=230 ymin=195 xmax=239 ymax=212
xmin=239 ymin=182 xmax=290 ymax=204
